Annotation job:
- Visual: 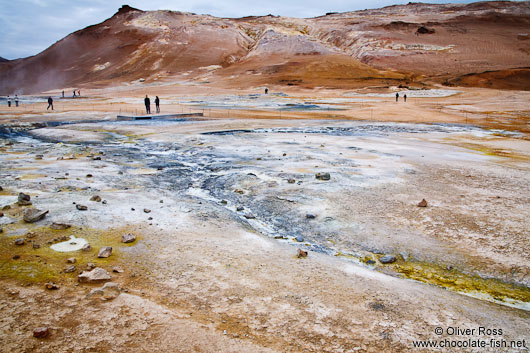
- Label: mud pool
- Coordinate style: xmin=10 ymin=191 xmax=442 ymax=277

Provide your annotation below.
xmin=1 ymin=118 xmax=528 ymax=310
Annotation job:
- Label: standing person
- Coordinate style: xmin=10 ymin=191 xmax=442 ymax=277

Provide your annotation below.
xmin=265 ymin=88 xmax=269 ymax=94
xmin=144 ymin=95 xmax=151 ymax=114
xmin=78 ymin=90 xmax=81 ymax=97
xmin=395 ymin=92 xmax=399 ymax=102
xmin=62 ymin=90 xmax=65 ymax=98
xmin=73 ymin=90 xmax=76 ymax=98
xmin=15 ymin=95 xmax=19 ymax=107
xmin=404 ymin=94 xmax=407 ymax=103
xmin=7 ymin=96 xmax=11 ymax=107
xmin=47 ymin=96 xmax=54 ymax=110
xmin=155 ymin=96 xmax=160 ymax=114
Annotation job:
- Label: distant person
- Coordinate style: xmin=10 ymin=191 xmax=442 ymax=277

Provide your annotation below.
xmin=395 ymin=92 xmax=399 ymax=102
xmin=47 ymin=96 xmax=54 ymax=110
xmin=15 ymin=95 xmax=19 ymax=107
xmin=62 ymin=90 xmax=65 ymax=98
xmin=7 ymin=96 xmax=11 ymax=107
xmin=73 ymin=90 xmax=76 ymax=98
xmin=144 ymin=95 xmax=151 ymax=114
xmin=404 ymin=94 xmax=407 ymax=103
xmin=265 ymin=88 xmax=269 ymax=94
xmin=78 ymin=90 xmax=81 ymax=97
xmin=155 ymin=96 xmax=160 ymax=113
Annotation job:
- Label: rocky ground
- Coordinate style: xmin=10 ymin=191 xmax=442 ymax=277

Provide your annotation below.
xmin=0 ymin=86 xmax=529 ymax=352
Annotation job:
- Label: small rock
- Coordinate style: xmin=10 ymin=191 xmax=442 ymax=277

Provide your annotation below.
xmin=87 ymin=262 xmax=96 ymax=269
xmin=33 ymin=327 xmax=50 ymax=338
xmin=12 ymin=255 xmax=20 ymax=260
xmin=78 ymin=267 xmax=111 ymax=283
xmin=32 ymin=243 xmax=40 ymax=249
xmin=297 ymin=249 xmax=308 ymax=258
xmin=45 ymin=282 xmax=60 ymax=290
xmin=315 ymin=172 xmax=331 ymax=181
xmin=400 ymin=252 xmax=409 ymax=262
xmin=282 ymin=153 xmax=287 ymax=156
xmin=26 ymin=232 xmax=37 ymax=238
xmin=92 ymin=156 xmax=101 ymax=160
xmin=143 ymin=209 xmax=151 ymax=213
xmin=295 ymin=235 xmax=304 ymax=242
xmin=236 ymin=206 xmax=244 ymax=211
xmin=220 ymin=200 xmax=228 ymax=205
xmin=244 ymin=213 xmax=256 ymax=219
xmin=0 ymin=227 xmax=3 ymax=233
xmin=76 ymin=204 xmax=88 ymax=211
xmin=0 ymin=212 xmax=3 ymax=217
xmin=112 ymin=266 xmax=124 ymax=273
xmin=81 ymin=243 xmax=92 ymax=252
xmin=90 ymin=195 xmax=102 ymax=202
xmin=98 ymin=246 xmax=112 ymax=258
xmin=0 ymin=186 xmax=3 ymax=191
xmin=64 ymin=265 xmax=76 ymax=273
xmin=379 ymin=255 xmax=397 ymax=264
xmin=18 ymin=192 xmax=32 ymax=206
xmin=23 ymin=208 xmax=48 ymax=223
xmin=86 ymin=174 xmax=93 ymax=178
xmin=121 ymin=233 xmax=136 ymax=243
xmin=287 ymin=178 xmax=295 ymax=184
xmin=14 ymin=238 xmax=25 ymax=246
xmin=50 ymin=222 xmax=71 ymax=230
xmin=87 ymin=282 xmax=120 ymax=300
xmin=148 ymin=217 xmax=153 ymax=221
xmin=305 ymin=213 xmax=316 ymax=219
xmin=366 ymin=259 xmax=376 ymax=265
xmin=417 ymin=199 xmax=428 ymax=207
xmin=131 ymin=208 xmax=135 ymax=211
xmin=67 ymin=257 xmax=76 ymax=264
xmin=234 ymin=189 xmax=244 ymax=194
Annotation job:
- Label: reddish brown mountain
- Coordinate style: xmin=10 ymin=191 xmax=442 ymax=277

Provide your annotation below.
xmin=1 ymin=2 xmax=529 ymax=94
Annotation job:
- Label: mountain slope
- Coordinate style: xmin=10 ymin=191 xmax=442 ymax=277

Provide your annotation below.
xmin=1 ymin=2 xmax=529 ymax=94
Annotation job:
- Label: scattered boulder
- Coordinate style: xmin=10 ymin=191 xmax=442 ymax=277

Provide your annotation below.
xmin=305 ymin=213 xmax=316 ymax=219
xmin=67 ymin=257 xmax=76 ymax=264
xmin=86 ymin=174 xmax=93 ymax=178
xmin=221 ymin=200 xmax=228 ymax=205
xmin=23 ymin=208 xmax=48 ymax=223
xmin=236 ymin=206 xmax=244 ymax=211
xmin=18 ymin=192 xmax=32 ymax=206
xmin=78 ymin=267 xmax=111 ymax=283
xmin=244 ymin=213 xmax=256 ymax=219
xmin=287 ymin=178 xmax=296 ymax=184
xmin=143 ymin=208 xmax=151 ymax=213
xmin=50 ymin=222 xmax=71 ymax=230
xmin=45 ymin=282 xmax=60 ymax=290
xmin=90 ymin=195 xmax=102 ymax=202
xmin=76 ymin=204 xmax=88 ymax=211
xmin=121 ymin=233 xmax=136 ymax=243
xmin=33 ymin=327 xmax=50 ymax=338
xmin=417 ymin=199 xmax=428 ymax=207
xmin=81 ymin=243 xmax=92 ymax=252
xmin=0 ymin=212 xmax=4 ymax=217
xmin=64 ymin=265 xmax=76 ymax=273
xmin=87 ymin=282 xmax=120 ymax=300
xmin=86 ymin=262 xmax=96 ymax=270
xmin=32 ymin=243 xmax=40 ymax=249
xmin=379 ymin=255 xmax=397 ymax=264
xmin=295 ymin=235 xmax=304 ymax=242
xmin=14 ymin=238 xmax=25 ymax=246
xmin=297 ymin=249 xmax=308 ymax=258
xmin=98 ymin=246 xmax=112 ymax=258
xmin=112 ymin=266 xmax=124 ymax=273
xmin=12 ymin=254 xmax=20 ymax=260
xmin=315 ymin=172 xmax=331 ymax=181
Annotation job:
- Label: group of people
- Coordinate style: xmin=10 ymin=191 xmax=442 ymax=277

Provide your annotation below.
xmin=395 ymin=92 xmax=407 ymax=102
xmin=144 ymin=95 xmax=160 ymax=114
xmin=5 ymin=95 xmax=19 ymax=107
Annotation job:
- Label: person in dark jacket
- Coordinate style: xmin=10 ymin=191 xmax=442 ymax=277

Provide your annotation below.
xmin=144 ymin=95 xmax=151 ymax=114
xmin=47 ymin=96 xmax=53 ymax=110
xmin=155 ymin=96 xmax=160 ymax=114
xmin=395 ymin=92 xmax=399 ymax=102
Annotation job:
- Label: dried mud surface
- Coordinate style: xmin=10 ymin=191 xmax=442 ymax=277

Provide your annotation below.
xmin=0 ymin=86 xmax=529 ymax=352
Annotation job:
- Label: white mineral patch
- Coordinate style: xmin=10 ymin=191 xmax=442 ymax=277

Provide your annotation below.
xmin=50 ymin=235 xmax=88 ymax=252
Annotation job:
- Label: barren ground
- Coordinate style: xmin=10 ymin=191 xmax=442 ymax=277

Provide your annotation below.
xmin=0 ymin=84 xmax=529 ymax=352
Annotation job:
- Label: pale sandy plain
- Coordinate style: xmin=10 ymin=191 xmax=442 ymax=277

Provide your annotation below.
xmin=0 ymin=83 xmax=529 ymax=353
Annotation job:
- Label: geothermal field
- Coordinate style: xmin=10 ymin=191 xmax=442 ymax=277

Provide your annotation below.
xmin=0 ymin=2 xmax=529 ymax=353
